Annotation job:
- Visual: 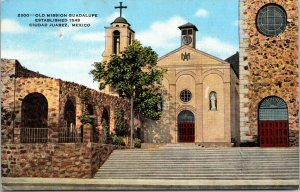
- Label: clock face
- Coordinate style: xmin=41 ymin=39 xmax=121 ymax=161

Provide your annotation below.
xmin=182 ymin=35 xmax=192 ymax=45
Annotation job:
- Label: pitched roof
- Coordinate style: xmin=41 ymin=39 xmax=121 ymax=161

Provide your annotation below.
xmin=111 ymin=17 xmax=131 ymax=26
xmin=178 ymin=22 xmax=199 ymax=31
xmin=158 ymin=45 xmax=228 ymax=65
xmin=225 ymin=52 xmax=239 ymax=78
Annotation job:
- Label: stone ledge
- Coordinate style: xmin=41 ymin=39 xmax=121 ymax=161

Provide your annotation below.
xmin=141 ymin=143 xmax=166 ymax=149
xmin=2 ymin=177 xmax=299 ymax=190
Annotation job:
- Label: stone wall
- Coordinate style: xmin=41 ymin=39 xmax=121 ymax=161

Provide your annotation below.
xmin=1 ymin=59 xmax=16 ymax=143
xmin=1 ymin=59 xmax=131 ymax=178
xmin=15 ymin=61 xmax=49 ymax=78
xmin=1 ymin=59 xmax=61 ymax=144
xmin=239 ymin=0 xmax=298 ymax=145
xmin=91 ymin=143 xmax=124 ymax=176
xmin=59 ymin=81 xmax=130 ymax=142
xmin=1 ymin=143 xmax=118 ymax=178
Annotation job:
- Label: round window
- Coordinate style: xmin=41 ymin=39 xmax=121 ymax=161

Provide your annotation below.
xmin=180 ymin=89 xmax=192 ymax=102
xmin=256 ymin=4 xmax=287 ymax=36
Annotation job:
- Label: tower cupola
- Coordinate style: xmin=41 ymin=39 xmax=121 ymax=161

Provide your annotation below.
xmin=178 ymin=22 xmax=198 ymax=48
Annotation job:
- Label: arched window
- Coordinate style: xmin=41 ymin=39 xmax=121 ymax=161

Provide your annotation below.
xmin=64 ymin=98 xmax=76 ymax=128
xmin=209 ymin=91 xmax=217 ymax=111
xmin=21 ymin=92 xmax=48 ymax=143
xmin=113 ymin=30 xmax=120 ymax=54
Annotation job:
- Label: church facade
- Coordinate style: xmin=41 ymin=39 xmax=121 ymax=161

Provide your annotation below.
xmin=239 ymin=0 xmax=298 ymax=147
xmin=102 ymin=15 xmax=240 ymax=146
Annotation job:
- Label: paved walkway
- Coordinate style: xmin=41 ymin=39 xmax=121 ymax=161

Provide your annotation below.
xmin=2 ymin=177 xmax=299 ymax=190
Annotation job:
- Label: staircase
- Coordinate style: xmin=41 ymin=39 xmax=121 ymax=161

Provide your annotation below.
xmin=94 ymin=144 xmax=299 ymax=180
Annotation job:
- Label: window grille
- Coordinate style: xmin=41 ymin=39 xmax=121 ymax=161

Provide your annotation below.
xmin=256 ymin=4 xmax=287 ymax=36
xmin=180 ymin=89 xmax=192 ymax=103
xmin=259 ymin=96 xmax=288 ymax=120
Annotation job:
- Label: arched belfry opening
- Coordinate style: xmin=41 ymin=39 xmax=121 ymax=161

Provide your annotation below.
xmin=258 ymin=96 xmax=289 ymax=147
xmin=113 ymin=30 xmax=120 ymax=54
xmin=177 ymin=110 xmax=195 ymax=142
xmin=102 ymin=2 xmax=135 ymax=61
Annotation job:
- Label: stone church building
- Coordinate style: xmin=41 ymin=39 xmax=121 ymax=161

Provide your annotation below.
xmin=102 ymin=14 xmax=240 ymax=146
xmin=101 ymin=0 xmax=298 ymax=147
xmin=239 ymin=0 xmax=298 ymax=147
xmin=0 ymin=0 xmax=298 ymax=180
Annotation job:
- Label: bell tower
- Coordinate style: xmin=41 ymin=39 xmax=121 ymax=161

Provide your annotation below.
xmin=102 ymin=2 xmax=135 ymax=61
xmin=178 ymin=22 xmax=198 ymax=48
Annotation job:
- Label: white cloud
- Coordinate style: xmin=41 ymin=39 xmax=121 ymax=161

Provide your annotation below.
xmin=195 ymin=9 xmax=209 ymax=18
xmin=136 ymin=16 xmax=187 ymax=52
xmin=72 ymin=32 xmax=105 ymax=42
xmin=1 ymin=49 xmax=100 ymax=90
xmin=1 ymin=49 xmax=46 ymax=60
xmin=1 ymin=19 xmax=29 ymax=33
xmin=197 ymin=36 xmax=237 ymax=59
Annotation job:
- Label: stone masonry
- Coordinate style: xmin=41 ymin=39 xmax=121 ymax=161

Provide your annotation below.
xmin=1 ymin=59 xmax=130 ymax=178
xmin=239 ymin=0 xmax=298 ymax=146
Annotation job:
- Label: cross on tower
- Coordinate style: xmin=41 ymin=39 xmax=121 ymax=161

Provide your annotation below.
xmin=115 ymin=2 xmax=127 ymax=17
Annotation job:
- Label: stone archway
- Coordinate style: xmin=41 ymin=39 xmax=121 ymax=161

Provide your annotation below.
xmin=177 ymin=110 xmax=195 ymax=143
xmin=21 ymin=92 xmax=48 ymax=143
xmin=64 ymin=98 xmax=76 ymax=128
xmin=258 ymin=96 xmax=288 ymax=147
xmin=21 ymin=92 xmax=48 ymax=128
xmin=102 ymin=107 xmax=110 ymax=143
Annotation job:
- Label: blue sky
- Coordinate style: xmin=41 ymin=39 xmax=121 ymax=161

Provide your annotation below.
xmin=1 ymin=0 xmax=239 ymax=89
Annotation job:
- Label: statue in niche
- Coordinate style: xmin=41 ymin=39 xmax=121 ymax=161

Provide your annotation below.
xmin=209 ymin=92 xmax=217 ymax=111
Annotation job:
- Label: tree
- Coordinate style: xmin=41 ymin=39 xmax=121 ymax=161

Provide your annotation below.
xmin=91 ymin=40 xmax=165 ymax=147
xmin=114 ymin=108 xmax=128 ymax=137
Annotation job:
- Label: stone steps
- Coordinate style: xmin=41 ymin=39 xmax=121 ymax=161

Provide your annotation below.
xmin=94 ymin=145 xmax=299 ymax=180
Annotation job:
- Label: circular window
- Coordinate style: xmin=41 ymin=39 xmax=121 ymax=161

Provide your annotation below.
xmin=180 ymin=90 xmax=192 ymax=102
xmin=256 ymin=4 xmax=287 ymax=36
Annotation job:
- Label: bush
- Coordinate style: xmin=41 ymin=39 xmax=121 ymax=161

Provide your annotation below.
xmin=134 ymin=138 xmax=141 ymax=148
xmin=112 ymin=136 xmax=125 ymax=146
xmin=102 ymin=119 xmax=110 ymax=144
xmin=114 ymin=109 xmax=129 ymax=137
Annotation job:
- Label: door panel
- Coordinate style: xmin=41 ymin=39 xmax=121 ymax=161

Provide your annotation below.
xmin=178 ymin=122 xmax=195 ymax=143
xmin=259 ymin=120 xmax=288 ymax=147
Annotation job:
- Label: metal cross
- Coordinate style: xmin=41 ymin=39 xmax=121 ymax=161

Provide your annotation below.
xmin=115 ymin=2 xmax=127 ymax=17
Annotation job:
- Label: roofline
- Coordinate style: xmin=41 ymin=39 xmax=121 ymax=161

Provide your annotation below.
xmin=158 ymin=45 xmax=230 ymax=65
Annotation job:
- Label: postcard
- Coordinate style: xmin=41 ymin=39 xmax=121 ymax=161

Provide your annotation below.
xmin=1 ymin=0 xmax=299 ymax=190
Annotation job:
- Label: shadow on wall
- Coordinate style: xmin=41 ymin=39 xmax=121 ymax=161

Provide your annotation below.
xmin=141 ymin=92 xmax=175 ymax=143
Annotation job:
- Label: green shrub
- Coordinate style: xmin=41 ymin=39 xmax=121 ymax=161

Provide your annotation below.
xmin=112 ymin=136 xmax=125 ymax=146
xmin=102 ymin=119 xmax=110 ymax=144
xmin=134 ymin=138 xmax=141 ymax=148
xmin=114 ymin=109 xmax=129 ymax=137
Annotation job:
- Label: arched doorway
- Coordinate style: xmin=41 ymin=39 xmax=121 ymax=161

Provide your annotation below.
xmin=21 ymin=92 xmax=48 ymax=143
xmin=259 ymin=96 xmax=288 ymax=147
xmin=102 ymin=107 xmax=110 ymax=143
xmin=178 ymin=110 xmax=195 ymax=143
xmin=64 ymin=98 xmax=76 ymax=128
